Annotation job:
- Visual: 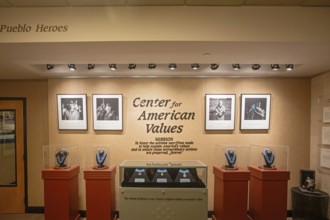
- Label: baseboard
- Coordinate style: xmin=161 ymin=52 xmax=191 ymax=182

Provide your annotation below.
xmin=25 ymin=206 xmax=44 ymax=213
xmin=26 ymin=207 xmax=291 ymax=218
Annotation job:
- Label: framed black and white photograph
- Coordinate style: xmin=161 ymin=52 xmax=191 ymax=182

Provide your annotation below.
xmin=240 ymin=94 xmax=271 ymax=130
xmin=57 ymin=94 xmax=88 ymax=130
xmin=92 ymin=94 xmax=123 ymax=131
xmin=205 ymin=94 xmax=236 ymax=130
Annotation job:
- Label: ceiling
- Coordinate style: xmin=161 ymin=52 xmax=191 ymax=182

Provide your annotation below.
xmin=1 ymin=0 xmax=330 ymax=79
xmin=1 ymin=0 xmax=330 ymax=7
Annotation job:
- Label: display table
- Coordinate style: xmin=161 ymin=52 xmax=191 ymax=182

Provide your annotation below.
xmin=212 ymin=166 xmax=250 ymax=220
xmin=248 ymin=166 xmax=290 ymax=220
xmin=42 ymin=165 xmax=80 ymax=220
xmin=84 ymin=166 xmax=117 ymax=220
xmin=119 ymin=160 xmax=208 ymax=220
xmin=291 ymin=187 xmax=329 ymax=220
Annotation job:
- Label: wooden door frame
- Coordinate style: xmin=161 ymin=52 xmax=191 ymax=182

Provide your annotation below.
xmin=0 ymin=97 xmax=27 ymax=212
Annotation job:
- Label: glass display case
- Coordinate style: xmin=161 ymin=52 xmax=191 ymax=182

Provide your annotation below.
xmin=215 ymin=145 xmax=250 ymax=170
xmin=43 ymin=145 xmax=78 ymax=169
xmin=248 ymin=145 xmax=289 ymax=170
xmin=119 ymin=160 xmax=207 ymax=188
xmin=119 ymin=160 xmax=208 ymax=220
xmin=84 ymin=145 xmax=110 ymax=169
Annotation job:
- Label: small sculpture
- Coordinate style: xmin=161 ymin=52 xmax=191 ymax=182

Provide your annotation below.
xmin=55 ymin=148 xmax=69 ymax=168
xmin=95 ymin=149 xmax=108 ymax=169
xmin=302 ymin=177 xmax=316 ymax=192
xmin=262 ymin=149 xmax=275 ymax=169
xmin=225 ymin=149 xmax=238 ymax=169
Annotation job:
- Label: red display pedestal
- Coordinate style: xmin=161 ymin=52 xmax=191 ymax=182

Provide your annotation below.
xmin=212 ymin=166 xmax=250 ymax=220
xmin=42 ymin=165 xmax=80 ymax=220
xmin=248 ymin=166 xmax=290 ymax=220
xmin=84 ymin=166 xmax=117 ymax=220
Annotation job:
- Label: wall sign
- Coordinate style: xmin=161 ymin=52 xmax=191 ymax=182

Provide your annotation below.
xmin=0 ymin=24 xmax=69 ymax=33
xmin=131 ymin=97 xmax=197 ymax=155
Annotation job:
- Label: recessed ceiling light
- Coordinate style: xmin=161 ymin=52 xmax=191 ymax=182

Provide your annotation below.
xmin=109 ymin=64 xmax=117 ymax=70
xmin=128 ymin=64 xmax=136 ymax=70
xmin=68 ymin=64 xmax=76 ymax=71
xmin=210 ymin=64 xmax=219 ymax=70
xmin=148 ymin=64 xmax=156 ymax=69
xmin=46 ymin=64 xmax=54 ymax=70
xmin=271 ymin=64 xmax=280 ymax=71
xmin=87 ymin=64 xmax=95 ymax=70
xmin=232 ymin=64 xmax=240 ymax=70
xmin=169 ymin=64 xmax=177 ymax=70
xmin=251 ymin=64 xmax=261 ymax=70
xmin=286 ymin=64 xmax=294 ymax=71
xmin=191 ymin=63 xmax=200 ymax=70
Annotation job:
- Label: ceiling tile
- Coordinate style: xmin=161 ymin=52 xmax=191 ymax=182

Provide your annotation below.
xmin=68 ymin=0 xmax=126 ymax=6
xmin=127 ymin=0 xmax=185 ymax=6
xmin=186 ymin=0 xmax=245 ymax=6
xmin=7 ymin=0 xmax=68 ymax=7
xmin=302 ymin=0 xmax=330 ymax=6
xmin=245 ymin=0 xmax=304 ymax=6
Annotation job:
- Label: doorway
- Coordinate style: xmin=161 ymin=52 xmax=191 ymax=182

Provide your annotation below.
xmin=0 ymin=99 xmax=26 ymax=213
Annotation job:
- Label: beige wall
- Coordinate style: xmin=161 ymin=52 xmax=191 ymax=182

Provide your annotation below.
xmin=0 ymin=80 xmax=48 ymax=206
xmin=1 ymin=7 xmax=330 ymax=43
xmin=48 ymin=77 xmax=310 ymax=210
xmin=311 ymin=71 xmax=330 ymax=218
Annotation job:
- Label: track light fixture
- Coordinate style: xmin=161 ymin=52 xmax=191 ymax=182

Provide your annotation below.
xmin=87 ymin=64 xmax=95 ymax=70
xmin=68 ymin=64 xmax=76 ymax=71
xmin=169 ymin=64 xmax=177 ymax=70
xmin=46 ymin=64 xmax=54 ymax=70
xmin=191 ymin=63 xmax=200 ymax=70
xmin=210 ymin=64 xmax=219 ymax=70
xmin=109 ymin=64 xmax=117 ymax=70
xmin=286 ymin=64 xmax=294 ymax=71
xmin=271 ymin=64 xmax=280 ymax=71
xmin=232 ymin=64 xmax=240 ymax=70
xmin=251 ymin=64 xmax=261 ymax=70
xmin=148 ymin=64 xmax=156 ymax=69
xmin=128 ymin=64 xmax=136 ymax=70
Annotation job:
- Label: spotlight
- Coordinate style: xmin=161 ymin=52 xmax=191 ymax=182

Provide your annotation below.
xmin=191 ymin=63 xmax=200 ymax=70
xmin=251 ymin=64 xmax=261 ymax=70
xmin=87 ymin=64 xmax=95 ymax=70
xmin=46 ymin=64 xmax=54 ymax=70
xmin=109 ymin=64 xmax=117 ymax=70
xmin=148 ymin=64 xmax=156 ymax=69
xmin=210 ymin=64 xmax=219 ymax=70
xmin=128 ymin=64 xmax=136 ymax=70
xmin=68 ymin=64 xmax=76 ymax=71
xmin=286 ymin=64 xmax=294 ymax=71
xmin=271 ymin=64 xmax=280 ymax=71
xmin=232 ymin=64 xmax=240 ymax=70
xmin=169 ymin=64 xmax=177 ymax=70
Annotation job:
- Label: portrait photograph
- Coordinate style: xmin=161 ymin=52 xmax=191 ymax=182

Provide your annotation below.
xmin=205 ymin=94 xmax=236 ymax=130
xmin=93 ymin=94 xmax=123 ymax=131
xmin=240 ymin=94 xmax=271 ymax=130
xmin=57 ymin=94 xmax=88 ymax=130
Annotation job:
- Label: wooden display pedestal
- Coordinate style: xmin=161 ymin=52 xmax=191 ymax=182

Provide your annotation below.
xmin=42 ymin=165 xmax=80 ymax=220
xmin=84 ymin=166 xmax=117 ymax=220
xmin=248 ymin=166 xmax=290 ymax=220
xmin=212 ymin=166 xmax=250 ymax=220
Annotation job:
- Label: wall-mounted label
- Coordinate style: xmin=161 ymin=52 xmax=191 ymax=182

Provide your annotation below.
xmin=0 ymin=24 xmax=69 ymax=33
xmin=131 ymin=137 xmax=197 ymax=155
